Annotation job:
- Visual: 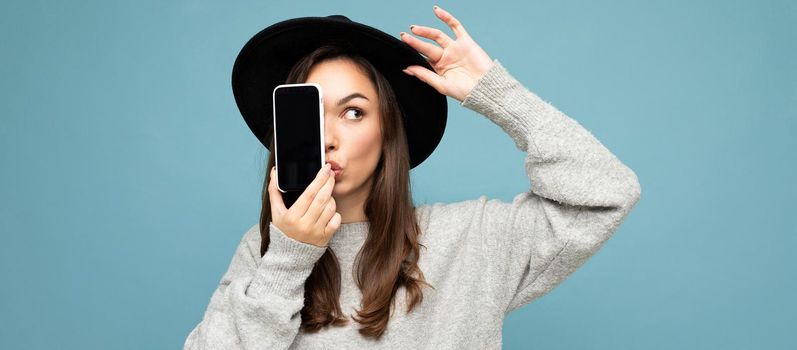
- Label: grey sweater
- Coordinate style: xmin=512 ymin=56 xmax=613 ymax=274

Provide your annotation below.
xmin=184 ymin=59 xmax=641 ymax=349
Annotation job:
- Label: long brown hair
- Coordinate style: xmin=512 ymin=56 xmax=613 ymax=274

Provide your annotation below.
xmin=257 ymin=43 xmax=434 ymax=340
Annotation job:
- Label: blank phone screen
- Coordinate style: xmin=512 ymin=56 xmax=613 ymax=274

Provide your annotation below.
xmin=274 ymin=85 xmax=322 ymax=192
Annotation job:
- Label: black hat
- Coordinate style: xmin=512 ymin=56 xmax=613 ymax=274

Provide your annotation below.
xmin=231 ymin=15 xmax=448 ymax=169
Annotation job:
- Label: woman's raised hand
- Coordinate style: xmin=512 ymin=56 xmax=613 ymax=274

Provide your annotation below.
xmin=268 ymin=164 xmax=341 ymax=247
xmin=400 ymin=5 xmax=495 ymax=102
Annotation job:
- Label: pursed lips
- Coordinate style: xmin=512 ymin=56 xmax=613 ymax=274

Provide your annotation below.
xmin=326 ymin=160 xmax=343 ymax=178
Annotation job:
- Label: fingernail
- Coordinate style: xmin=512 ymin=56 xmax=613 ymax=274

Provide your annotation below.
xmin=433 ymin=5 xmax=439 ymax=10
xmin=409 ymin=25 xmax=415 ymax=30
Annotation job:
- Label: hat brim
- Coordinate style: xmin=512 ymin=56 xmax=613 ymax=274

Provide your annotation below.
xmin=231 ymin=15 xmax=448 ymax=169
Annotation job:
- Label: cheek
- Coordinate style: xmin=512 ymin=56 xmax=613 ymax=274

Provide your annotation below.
xmin=343 ymin=123 xmax=382 ymax=179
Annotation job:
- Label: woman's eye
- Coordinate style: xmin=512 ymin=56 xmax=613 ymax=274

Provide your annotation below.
xmin=343 ymin=108 xmax=364 ymax=120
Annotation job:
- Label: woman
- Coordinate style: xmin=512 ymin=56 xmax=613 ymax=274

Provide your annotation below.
xmin=185 ymin=6 xmax=641 ymax=349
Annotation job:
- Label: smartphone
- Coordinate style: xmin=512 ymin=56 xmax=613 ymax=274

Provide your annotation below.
xmin=272 ymin=83 xmax=325 ymax=194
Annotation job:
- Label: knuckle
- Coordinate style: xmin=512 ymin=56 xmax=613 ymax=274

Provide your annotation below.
xmin=313 ymin=191 xmax=327 ymax=204
xmin=321 ymin=184 xmax=333 ymax=198
xmin=306 ymin=188 xmax=319 ymax=199
xmin=315 ymin=196 xmax=328 ymax=208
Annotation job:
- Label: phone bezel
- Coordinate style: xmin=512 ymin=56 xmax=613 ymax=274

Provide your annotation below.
xmin=271 ymin=83 xmax=325 ymax=193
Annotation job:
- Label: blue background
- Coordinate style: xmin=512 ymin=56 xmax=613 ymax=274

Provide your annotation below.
xmin=1 ymin=0 xmax=794 ymax=349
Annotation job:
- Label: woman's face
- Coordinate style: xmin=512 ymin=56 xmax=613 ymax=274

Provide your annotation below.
xmin=305 ymin=58 xmax=383 ymax=200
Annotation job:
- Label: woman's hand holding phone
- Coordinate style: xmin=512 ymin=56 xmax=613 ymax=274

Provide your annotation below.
xmin=268 ymin=163 xmax=341 ymax=247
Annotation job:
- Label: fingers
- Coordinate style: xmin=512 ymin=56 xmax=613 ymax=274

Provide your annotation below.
xmin=433 ymin=5 xmax=469 ymax=39
xmin=305 ymin=172 xmax=335 ymax=225
xmin=290 ymin=163 xmax=333 ymax=216
xmin=324 ymin=212 xmax=342 ymax=238
xmin=408 ymin=24 xmax=454 ymax=49
xmin=400 ymin=31 xmax=443 ymax=62
xmin=268 ymin=167 xmax=287 ymax=216
xmin=315 ymin=196 xmax=336 ymax=231
xmin=403 ymin=65 xmax=447 ymax=95
xmin=405 ymin=5 xmax=468 ymax=50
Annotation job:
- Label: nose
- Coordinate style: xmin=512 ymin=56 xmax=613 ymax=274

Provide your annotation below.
xmin=324 ymin=114 xmax=336 ymax=153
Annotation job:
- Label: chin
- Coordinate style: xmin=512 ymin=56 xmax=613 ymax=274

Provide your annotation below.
xmin=332 ymin=176 xmax=369 ymax=199
xmin=332 ymin=183 xmax=346 ymax=197
xmin=332 ymin=181 xmax=358 ymax=198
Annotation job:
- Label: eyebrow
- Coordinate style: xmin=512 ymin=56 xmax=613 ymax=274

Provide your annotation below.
xmin=336 ymin=93 xmax=369 ymax=106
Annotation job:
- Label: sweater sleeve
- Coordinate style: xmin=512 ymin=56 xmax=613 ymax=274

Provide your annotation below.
xmin=183 ymin=222 xmax=328 ymax=350
xmin=457 ymin=59 xmax=641 ymax=315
